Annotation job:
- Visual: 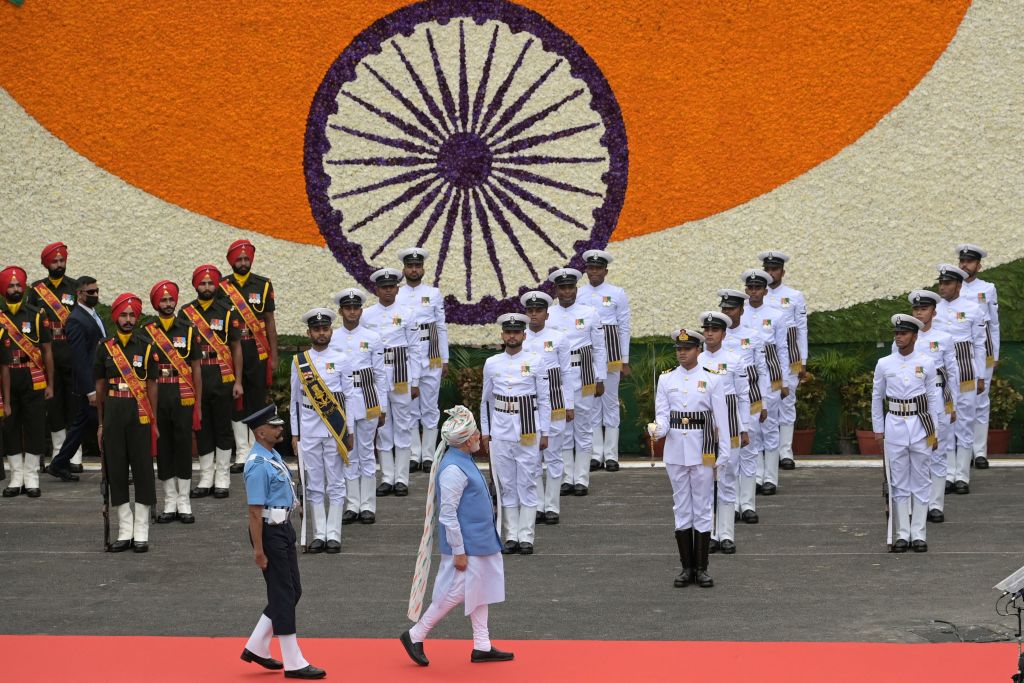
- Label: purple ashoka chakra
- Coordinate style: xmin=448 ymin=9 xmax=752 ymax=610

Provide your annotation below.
xmin=304 ymin=0 xmax=628 ymax=324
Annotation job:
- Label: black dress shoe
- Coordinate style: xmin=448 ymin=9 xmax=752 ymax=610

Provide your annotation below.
xmin=974 ymin=456 xmax=989 ymax=469
xmin=559 ymin=483 xmax=572 ymax=496
xmin=695 ymin=570 xmax=714 ymax=588
xmin=755 ymin=483 xmax=763 ymax=495
xmin=734 ymin=510 xmax=741 ymax=521
xmin=471 ymin=647 xmax=514 ymax=663
xmin=502 ymin=540 xmax=520 ymax=554
xmin=604 ymin=460 xmax=620 ymax=472
xmin=70 ymin=463 xmax=85 ymax=473
xmin=213 ymin=488 xmax=229 ymax=499
xmin=25 ymin=488 xmax=41 ymax=498
xmin=284 ymin=664 xmax=326 ymax=679
xmin=589 ymin=458 xmax=602 ymax=472
xmin=421 ymin=461 xmax=432 ymax=474
xmin=45 ymin=465 xmax=79 ymax=482
xmin=359 ymin=510 xmax=376 ymax=524
xmin=518 ymin=542 xmax=534 ymax=555
xmin=308 ymin=539 xmax=325 ymax=554
xmin=891 ymin=539 xmax=909 ymax=553
xmin=229 ymin=463 xmax=244 ymax=474
xmin=2 ymin=487 xmax=19 ymax=497
xmin=761 ymin=483 xmax=777 ymax=496
xmin=944 ymin=480 xmax=954 ymax=493
xmin=178 ymin=513 xmax=195 ymax=524
xmin=394 ymin=483 xmax=409 ymax=497
xmin=110 ymin=539 xmax=131 ymax=552
xmin=573 ymin=484 xmax=588 ymax=496
xmin=400 ymin=630 xmax=429 ymax=666
xmin=954 ymin=480 xmax=969 ymax=494
xmin=741 ymin=509 xmax=759 ymax=524
xmin=156 ymin=512 xmax=177 ymax=524
xmin=720 ymin=539 xmax=736 ymax=554
xmin=241 ymin=648 xmax=284 ymax=670
xmin=780 ymin=458 xmax=795 ymax=470
xmin=927 ymin=508 xmax=944 ymax=523
xmin=342 ymin=510 xmax=359 ymax=525
xmin=190 ymin=486 xmax=211 ymax=498
xmin=544 ymin=512 xmax=559 ymax=525
xmin=911 ymin=539 xmax=928 ymax=553
xmin=325 ymin=540 xmax=341 ymax=554
xmin=409 ymin=461 xmax=421 ymax=473
xmin=132 ymin=541 xmax=148 ymax=553
xmin=377 ymin=482 xmax=394 ymax=497
xmin=673 ymin=569 xmax=691 ymax=588
xmin=709 ymin=539 xmax=720 ymax=554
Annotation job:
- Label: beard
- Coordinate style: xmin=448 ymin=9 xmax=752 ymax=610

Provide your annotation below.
xmin=49 ymin=267 xmax=67 ymax=279
xmin=6 ymin=290 xmax=24 ymax=303
xmin=233 ymin=264 xmax=251 ymax=276
xmin=197 ymin=290 xmax=215 ymax=301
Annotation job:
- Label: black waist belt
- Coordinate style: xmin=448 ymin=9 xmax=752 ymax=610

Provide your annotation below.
xmin=885 ymin=394 xmax=936 ymax=443
xmin=603 ymin=324 xmax=621 ymax=364
xmin=669 ymin=410 xmax=718 ymax=458
xmin=492 ymin=394 xmax=538 ymax=445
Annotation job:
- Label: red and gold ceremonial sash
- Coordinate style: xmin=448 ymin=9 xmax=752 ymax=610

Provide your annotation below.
xmin=145 ymin=322 xmax=201 ymax=430
xmin=182 ymin=304 xmax=235 ymax=383
xmin=0 ymin=311 xmax=48 ymax=390
xmin=32 ymin=283 xmax=71 ymax=326
xmin=219 ymin=281 xmax=272 ymax=386
xmin=0 ymin=328 xmax=5 ymax=412
xmin=104 ymin=338 xmax=157 ymax=455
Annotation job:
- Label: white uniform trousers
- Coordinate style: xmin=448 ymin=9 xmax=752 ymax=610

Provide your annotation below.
xmin=972 ymin=368 xmax=992 ymax=458
xmin=410 ymin=368 xmax=441 ymax=463
xmin=492 ymin=439 xmax=541 ymax=509
xmin=561 ymin=389 xmax=596 ymax=486
xmin=754 ymin=400 xmax=781 ymax=486
xmin=950 ymin=388 xmax=977 ymax=484
xmin=931 ymin=413 xmax=953 ymax=511
xmin=777 ymin=379 xmax=797 ymax=466
xmin=537 ymin=422 xmax=566 ymax=513
xmin=344 ymin=418 xmax=378 ymax=513
xmin=377 ymin=387 xmax=413 ymax=485
xmin=887 ymin=436 xmax=930 ymax=543
xmin=666 ymin=463 xmax=714 ymax=533
xmin=594 ymin=370 xmax=621 ymax=464
xmin=713 ymin=448 xmax=740 ymax=542
xmin=300 ymin=436 xmax=346 ymax=508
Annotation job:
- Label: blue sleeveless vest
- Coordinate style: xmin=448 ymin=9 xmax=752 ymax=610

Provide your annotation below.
xmin=436 ymin=447 xmax=502 ymax=556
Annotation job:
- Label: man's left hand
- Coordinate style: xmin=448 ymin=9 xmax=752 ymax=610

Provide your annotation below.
xmin=44 ymin=386 xmax=54 ymax=400
xmin=620 ymin=362 xmax=631 ymax=378
xmin=454 ymin=554 xmax=468 ymax=571
xmin=977 ymin=379 xmax=986 ymax=394
xmin=441 ymin=363 xmax=449 ymax=379
xmin=741 ymin=432 xmax=750 ymax=447
xmin=594 ymin=381 xmax=605 ymax=398
xmin=539 ymin=436 xmax=548 ymax=451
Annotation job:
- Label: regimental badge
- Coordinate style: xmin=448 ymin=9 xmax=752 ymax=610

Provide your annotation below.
xmin=60 ymin=293 xmax=75 ymax=305
xmin=211 ymin=318 xmax=224 ymax=331
xmin=392 ymin=316 xmax=403 ymax=326
xmin=978 ymin=292 xmax=987 ymax=303
xmin=248 ymin=292 xmax=261 ymax=304
xmin=172 ymin=336 xmax=186 ymax=348
xmin=915 ymin=366 xmax=925 ymax=379
xmin=929 ymin=341 xmax=939 ymax=352
xmin=421 ymin=296 xmax=431 ymax=305
xmin=575 ymin=318 xmax=585 ymax=329
xmin=359 ymin=341 xmax=370 ymax=352
xmin=781 ymin=297 xmax=791 ymax=307
xmin=543 ymin=340 xmax=554 ymax=352
xmin=132 ymin=354 xmax=143 ymax=367
xmin=602 ymin=296 xmax=612 ymax=307
xmin=520 ymin=363 xmax=531 ymax=376
xmin=697 ymin=380 xmax=707 ymax=392
xmin=740 ymin=338 xmax=751 ymax=349
xmin=956 ymin=311 xmax=967 ymax=321
xmin=21 ymin=321 xmax=31 ymax=333
xmin=762 ymin=319 xmax=772 ymax=328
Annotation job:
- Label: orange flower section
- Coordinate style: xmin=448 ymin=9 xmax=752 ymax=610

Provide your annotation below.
xmin=0 ymin=1 xmax=968 ymax=244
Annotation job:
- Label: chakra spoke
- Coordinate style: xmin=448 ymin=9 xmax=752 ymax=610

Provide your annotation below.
xmin=327 ymin=156 xmax=436 ymax=167
xmin=330 ymin=167 xmax=438 ymax=200
xmin=477 ymin=38 xmax=532 ymax=138
xmin=370 ymin=181 xmax=447 ymax=259
xmin=491 ymin=122 xmax=600 ymax=156
xmin=363 ymin=62 xmax=447 ymax=141
xmin=483 ymin=58 xmax=562 ymax=141
xmin=491 ymin=154 xmax=605 ymax=166
xmin=460 ymin=190 xmax=473 ymax=299
xmin=471 ymin=188 xmax=507 ymax=297
xmin=479 ymin=185 xmax=541 ymax=282
xmin=391 ymin=40 xmax=452 ymax=135
xmin=488 ymin=89 xmax=584 ymax=147
xmin=329 ymin=124 xmax=437 ymax=156
xmin=347 ymin=176 xmax=441 ymax=233
xmin=426 ymin=28 xmax=461 ymax=133
xmin=485 ymin=180 xmax=568 ymax=258
xmin=341 ymin=88 xmax=441 ymax=146
xmin=458 ymin=21 xmax=470 ymax=132
xmin=470 ymin=25 xmax=500 ymax=134
xmin=492 ymin=166 xmax=602 ymax=198
xmin=417 ymin=185 xmax=455 ymax=247
xmin=492 ymin=175 xmax=589 ymax=231
xmin=433 ymin=189 xmax=462 ymax=287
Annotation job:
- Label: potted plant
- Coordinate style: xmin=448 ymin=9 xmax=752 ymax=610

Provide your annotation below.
xmin=793 ymin=371 xmax=826 ymax=455
xmin=987 ymin=376 xmax=1023 ymax=455
xmin=623 ymin=342 xmax=678 ymax=459
xmin=808 ymin=349 xmax=867 ymax=454
xmin=841 ymin=371 xmax=878 ymax=455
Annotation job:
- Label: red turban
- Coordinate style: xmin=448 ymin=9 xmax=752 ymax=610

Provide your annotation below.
xmin=111 ymin=293 xmax=143 ymax=320
xmin=227 ymin=239 xmax=255 ymax=266
xmin=1 ymin=266 xmax=28 ymax=288
xmin=192 ymin=264 xmax=222 ymax=289
xmin=149 ymin=280 xmax=180 ymax=310
xmin=40 ymin=242 xmax=69 ymax=267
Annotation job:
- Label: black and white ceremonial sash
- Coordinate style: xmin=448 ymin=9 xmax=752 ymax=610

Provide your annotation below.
xmin=384 ymin=345 xmax=410 ymax=393
xmin=295 ymin=352 xmax=350 ymax=465
xmin=603 ymin=324 xmax=622 ymax=371
xmin=885 ymin=394 xmax=936 ymax=448
xmin=725 ymin=394 xmax=741 ymax=449
xmin=983 ymin=325 xmax=995 ymax=368
xmin=547 ymin=366 xmax=566 ymax=421
xmin=746 ymin=364 xmax=764 ymax=413
xmin=786 ymin=327 xmax=803 ymax=373
xmin=762 ymin=343 xmax=785 ymax=391
xmin=668 ymin=410 xmax=718 ymax=465
xmin=935 ymin=368 xmax=954 ymax=414
xmin=352 ymin=367 xmax=381 ymax=420
xmin=952 ymin=341 xmax=976 ymax=392
xmin=419 ymin=322 xmax=443 ymax=369
xmin=494 ymin=393 xmax=539 ymax=446
xmin=571 ymin=344 xmax=597 ymax=395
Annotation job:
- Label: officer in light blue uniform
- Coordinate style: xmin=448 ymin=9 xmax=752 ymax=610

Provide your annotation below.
xmin=240 ymin=404 xmax=326 ymax=680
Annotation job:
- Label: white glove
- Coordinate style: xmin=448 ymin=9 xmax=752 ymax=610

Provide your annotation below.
xmin=646 ymin=422 xmax=659 ymax=437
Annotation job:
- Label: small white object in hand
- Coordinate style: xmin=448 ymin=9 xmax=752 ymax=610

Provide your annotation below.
xmin=646 ymin=422 xmax=659 ymax=437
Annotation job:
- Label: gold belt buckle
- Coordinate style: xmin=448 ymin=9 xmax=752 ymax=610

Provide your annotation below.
xmin=118 ymin=383 xmax=129 ymax=391
xmin=682 ymin=417 xmax=690 ymax=425
xmin=160 ymin=368 xmax=171 ymax=377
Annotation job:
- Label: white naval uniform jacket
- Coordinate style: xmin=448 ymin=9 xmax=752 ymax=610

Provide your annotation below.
xmin=891 ymin=327 xmax=959 ymax=411
xmin=523 ymin=325 xmax=576 ymax=411
xmin=871 ymin=351 xmax=941 ymax=447
xmin=740 ymin=302 xmax=791 ymax=391
xmin=765 ymin=283 xmax=808 ymax=367
xmin=723 ymin=322 xmax=771 ymax=414
xmin=699 ymin=346 xmax=751 ymax=434
xmin=361 ymin=301 xmax=423 ymax=390
xmin=960 ymin=277 xmax=999 ymax=364
xmin=933 ymin=296 xmax=987 ymax=387
xmin=480 ymin=350 xmax=551 ymax=442
xmin=652 ymin=365 xmax=732 ymax=467
xmin=396 ymin=282 xmax=450 ymax=370
xmin=328 ymin=324 xmax=390 ymax=421
xmin=546 ymin=301 xmax=607 ymax=385
xmin=289 ymin=346 xmax=358 ymax=438
xmin=578 ymin=281 xmax=632 ymax=364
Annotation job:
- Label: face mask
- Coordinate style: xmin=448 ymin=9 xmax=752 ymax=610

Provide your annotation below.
xmin=84 ymin=294 xmax=99 ymax=307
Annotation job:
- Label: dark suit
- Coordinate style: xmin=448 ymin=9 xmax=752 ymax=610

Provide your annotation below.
xmin=50 ymin=305 xmax=104 ymax=471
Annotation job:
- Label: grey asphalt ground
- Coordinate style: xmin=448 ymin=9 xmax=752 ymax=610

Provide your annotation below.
xmin=1 ymin=461 xmax=1022 ymax=643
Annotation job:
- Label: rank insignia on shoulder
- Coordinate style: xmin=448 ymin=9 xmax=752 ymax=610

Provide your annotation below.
xmin=661 ymin=368 xmax=672 ymax=374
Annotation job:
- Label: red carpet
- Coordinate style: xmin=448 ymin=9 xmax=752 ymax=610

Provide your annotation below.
xmin=1 ymin=635 xmax=1015 ymax=682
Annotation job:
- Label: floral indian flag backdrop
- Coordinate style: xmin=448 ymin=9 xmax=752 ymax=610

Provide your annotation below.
xmin=1 ymin=0 xmax=1022 ymax=341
